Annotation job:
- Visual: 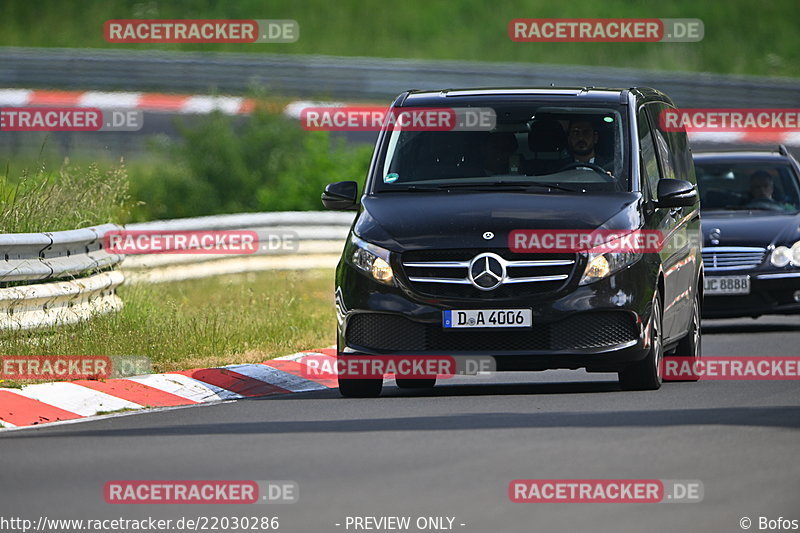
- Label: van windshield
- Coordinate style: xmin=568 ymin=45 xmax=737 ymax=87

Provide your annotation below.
xmin=375 ymin=103 xmax=629 ymax=193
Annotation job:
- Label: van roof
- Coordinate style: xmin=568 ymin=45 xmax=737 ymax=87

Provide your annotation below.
xmin=398 ymin=86 xmax=670 ymax=106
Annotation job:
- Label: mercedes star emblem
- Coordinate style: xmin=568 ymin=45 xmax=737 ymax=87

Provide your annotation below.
xmin=468 ymin=252 xmax=505 ymax=291
xmin=709 ymin=228 xmax=721 ymax=245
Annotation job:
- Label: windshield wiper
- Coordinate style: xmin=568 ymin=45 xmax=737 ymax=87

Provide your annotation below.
xmin=394 ymin=185 xmax=449 ymax=192
xmin=720 ymin=205 xmax=786 ymax=211
xmin=523 ymin=182 xmax=577 ymax=193
xmin=441 ymin=181 xmax=527 ymax=191
xmin=443 ymin=181 xmax=576 ymax=193
xmin=391 ymin=181 xmax=576 ymax=193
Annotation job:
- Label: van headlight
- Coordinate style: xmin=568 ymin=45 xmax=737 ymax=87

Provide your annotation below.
xmin=770 ymin=241 xmax=800 ymax=267
xmin=579 ymin=251 xmax=640 ymax=285
xmin=348 ymin=234 xmax=395 ymax=285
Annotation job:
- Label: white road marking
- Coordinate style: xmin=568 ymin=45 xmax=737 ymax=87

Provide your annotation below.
xmin=6 ymin=382 xmax=141 ymax=416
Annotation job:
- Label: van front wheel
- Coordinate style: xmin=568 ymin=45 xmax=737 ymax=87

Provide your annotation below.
xmin=619 ymin=297 xmax=663 ymax=391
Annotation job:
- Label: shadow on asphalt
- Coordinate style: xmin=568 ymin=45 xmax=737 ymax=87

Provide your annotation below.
xmin=702 ymin=320 xmax=800 ymax=334
xmin=344 ymin=380 xmax=622 ymax=398
xmin=8 ymin=405 xmax=799 ymax=438
xmin=6 ymin=377 xmax=799 ymax=439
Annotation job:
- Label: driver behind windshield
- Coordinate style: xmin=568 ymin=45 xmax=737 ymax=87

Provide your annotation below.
xmin=748 ymin=171 xmax=775 ymax=200
xmin=744 ymin=170 xmax=791 ymax=211
xmin=566 ymin=119 xmax=613 ymax=170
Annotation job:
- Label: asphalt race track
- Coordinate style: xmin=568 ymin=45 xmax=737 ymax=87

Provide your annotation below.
xmin=1 ymin=315 xmax=798 ymax=533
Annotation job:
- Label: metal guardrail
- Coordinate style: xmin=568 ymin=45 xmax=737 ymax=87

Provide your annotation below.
xmin=0 ymin=212 xmax=355 ymax=328
xmin=121 ymin=211 xmax=355 ymax=283
xmin=0 ymin=224 xmax=124 ymax=329
xmin=2 ymin=47 xmax=800 ymax=108
xmin=0 ymin=271 xmax=124 ymax=330
xmin=124 ymin=211 xmax=355 ymax=232
xmin=0 ymin=223 xmax=122 ymax=283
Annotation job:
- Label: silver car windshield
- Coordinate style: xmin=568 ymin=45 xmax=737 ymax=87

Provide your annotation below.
xmin=696 ymin=162 xmax=800 ymax=212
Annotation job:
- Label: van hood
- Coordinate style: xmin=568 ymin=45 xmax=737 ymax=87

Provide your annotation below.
xmin=354 ymin=191 xmax=643 ymax=250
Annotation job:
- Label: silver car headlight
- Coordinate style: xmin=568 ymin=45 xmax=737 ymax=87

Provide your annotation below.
xmin=770 ymin=241 xmax=800 ymax=267
xmin=348 ymin=234 xmax=395 ymax=285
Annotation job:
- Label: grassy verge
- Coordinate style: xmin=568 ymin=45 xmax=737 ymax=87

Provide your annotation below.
xmin=1 ymin=106 xmax=374 ymax=224
xmin=0 ymin=268 xmax=336 ymax=387
xmin=1 ymin=0 xmax=798 ymax=77
xmin=126 ymin=108 xmax=373 ymax=220
xmin=0 ymin=160 xmax=131 ymax=233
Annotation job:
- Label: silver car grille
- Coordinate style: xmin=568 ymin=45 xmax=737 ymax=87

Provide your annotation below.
xmin=400 ymin=249 xmax=577 ymax=298
xmin=402 ymin=258 xmax=573 ymax=285
xmin=702 ymin=246 xmax=766 ymax=271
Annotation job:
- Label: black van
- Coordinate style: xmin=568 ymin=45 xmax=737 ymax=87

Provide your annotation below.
xmin=323 ymin=87 xmax=702 ymax=397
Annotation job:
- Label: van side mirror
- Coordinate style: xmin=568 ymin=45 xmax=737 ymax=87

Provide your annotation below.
xmin=321 ymin=181 xmax=359 ymax=210
xmin=655 ymin=178 xmax=697 ymax=208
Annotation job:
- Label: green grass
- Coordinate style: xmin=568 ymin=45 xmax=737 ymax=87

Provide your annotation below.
xmin=0 ymin=269 xmax=336 ymax=385
xmin=0 ymin=158 xmax=131 ymax=233
xmin=0 ymin=106 xmax=374 ymax=225
xmin=126 ymin=108 xmax=374 ymax=221
xmin=94 ymin=407 xmax=144 ymax=415
xmin=2 ymin=0 xmax=798 ymax=77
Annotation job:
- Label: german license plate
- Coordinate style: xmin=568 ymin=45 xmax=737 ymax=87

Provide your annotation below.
xmin=704 ymin=276 xmax=750 ymax=295
xmin=443 ymin=309 xmax=532 ymax=328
